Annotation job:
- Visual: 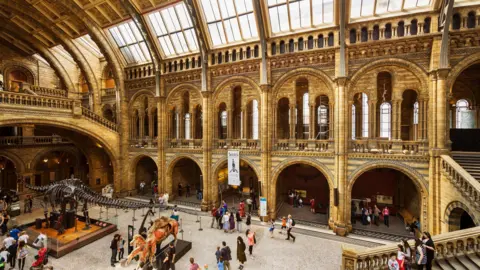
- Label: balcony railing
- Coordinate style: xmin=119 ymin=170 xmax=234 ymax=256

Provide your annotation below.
xmin=350 ymin=139 xmax=427 ymax=155
xmin=0 ymin=91 xmax=73 ymax=110
xmin=342 ymin=226 xmax=480 ymax=270
xmin=213 ymin=139 xmax=260 ymax=150
xmin=168 ymin=139 xmax=203 ymax=149
xmin=81 ymin=107 xmax=118 ymax=132
xmin=30 ymin=86 xmax=68 ymax=98
xmin=0 ymin=136 xmax=71 ymax=146
xmin=101 ymin=88 xmax=116 ymax=96
xmin=273 ymin=139 xmax=333 ymax=152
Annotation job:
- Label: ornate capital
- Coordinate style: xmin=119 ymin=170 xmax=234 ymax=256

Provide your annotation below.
xmin=201 ymin=91 xmax=213 ymax=99
xmin=335 ymin=77 xmax=348 ymax=87
xmin=436 ymin=68 xmax=450 ymax=80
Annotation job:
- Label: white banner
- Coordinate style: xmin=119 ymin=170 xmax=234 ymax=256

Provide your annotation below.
xmin=260 ymin=197 xmax=267 ymax=217
xmin=227 ymin=150 xmax=240 ymax=186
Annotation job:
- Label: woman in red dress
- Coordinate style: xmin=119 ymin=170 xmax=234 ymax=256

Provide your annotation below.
xmin=239 ymin=200 xmax=245 ymax=217
xmin=310 ymin=198 xmax=316 ymax=213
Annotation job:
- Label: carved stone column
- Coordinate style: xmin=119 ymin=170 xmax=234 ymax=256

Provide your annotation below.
xmin=436 ymin=69 xmax=450 ymax=151
xmin=202 ymin=91 xmax=213 ymax=210
xmin=190 ymin=110 xmax=195 ymax=140
xmin=392 ymin=99 xmax=401 ymax=140
xmin=260 ymin=85 xmax=273 ymax=220
xmin=139 ymin=112 xmax=145 ymax=141
xmin=157 ymin=96 xmax=167 ymax=193
xmin=242 ymin=106 xmax=248 ymax=139
xmin=329 ymin=102 xmax=334 ymax=140
xmin=370 ymin=99 xmax=377 ymax=138
xmin=309 ymin=104 xmax=315 ymax=140
xmin=289 ymin=104 xmax=295 ymax=139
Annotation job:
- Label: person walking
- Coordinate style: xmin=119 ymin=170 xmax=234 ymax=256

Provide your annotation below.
xmin=18 ymin=231 xmax=28 ymax=244
xmin=189 ymin=257 xmax=200 ymax=270
xmin=223 ymin=212 xmax=230 ymax=233
xmin=217 ymin=258 xmax=225 ymax=270
xmin=415 ymin=238 xmax=427 ymax=270
xmin=118 ymin=235 xmax=125 ymax=260
xmin=239 ymin=200 xmax=245 ymax=217
xmin=236 ymin=236 xmax=247 ymax=269
xmin=246 ymin=229 xmax=256 ymax=258
xmin=229 ymin=211 xmax=235 ymax=233
xmin=110 ymin=234 xmax=119 ymax=267
xmin=383 ymin=206 xmax=390 ymax=227
xmin=211 ymin=205 xmax=218 ymax=228
xmin=422 ymin=232 xmax=435 ymax=270
xmin=285 ymin=214 xmax=296 ymax=242
xmin=236 ymin=211 xmax=242 ymax=233
xmin=16 ymin=241 xmax=27 ymax=270
xmin=245 ymin=214 xmax=251 ymax=230
xmin=310 ymin=198 xmax=315 ymax=213
xmin=280 ymin=216 xmax=287 ymax=234
xmin=7 ymin=239 xmax=17 ymax=269
xmin=170 ymin=206 xmax=179 ymax=221
xmin=246 ymin=198 xmax=252 ymax=214
xmin=269 ymin=219 xmax=275 ymax=238
xmin=163 ymin=241 xmax=176 ymax=270
xmin=220 ymin=241 xmax=232 ymax=270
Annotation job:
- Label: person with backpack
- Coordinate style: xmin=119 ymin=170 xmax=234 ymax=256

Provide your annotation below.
xmin=220 ymin=241 xmax=232 ymax=270
xmin=285 ymin=214 xmax=296 ymax=243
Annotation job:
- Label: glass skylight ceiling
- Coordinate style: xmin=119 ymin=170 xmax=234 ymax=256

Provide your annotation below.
xmin=350 ymin=0 xmax=431 ymax=19
xmin=148 ymin=2 xmax=199 ymax=57
xmin=200 ymin=0 xmax=258 ymax=47
xmin=109 ymin=21 xmax=151 ymax=64
xmin=267 ymin=0 xmax=334 ymax=34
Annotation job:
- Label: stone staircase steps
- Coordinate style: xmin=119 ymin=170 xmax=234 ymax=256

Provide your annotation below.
xmin=452 ymin=152 xmax=480 ymax=182
xmin=456 ymin=254 xmax=479 ymax=269
xmin=435 ymin=258 xmax=457 ymax=270
xmin=466 ymin=253 xmax=480 ymax=268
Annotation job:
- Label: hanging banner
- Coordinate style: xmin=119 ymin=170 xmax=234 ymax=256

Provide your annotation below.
xmin=227 ymin=150 xmax=240 ymax=186
xmin=260 ymin=197 xmax=267 ymax=217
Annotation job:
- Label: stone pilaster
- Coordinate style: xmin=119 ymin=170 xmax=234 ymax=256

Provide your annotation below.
xmin=260 ymin=85 xmax=273 ymax=220
xmin=202 ymin=91 xmax=213 ymax=210
xmin=157 ymin=96 xmax=166 ymax=194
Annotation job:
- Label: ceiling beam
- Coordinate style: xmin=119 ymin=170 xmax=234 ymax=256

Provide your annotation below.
xmin=253 ymin=0 xmax=268 ymax=85
xmin=438 ymin=0 xmax=455 ymax=69
xmin=338 ymin=0 xmax=347 ymax=77
xmin=120 ymin=0 xmax=161 ymax=69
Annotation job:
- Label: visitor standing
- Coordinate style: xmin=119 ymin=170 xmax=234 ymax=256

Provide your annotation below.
xmin=246 ymin=229 xmax=256 ymax=257
xmin=269 ymin=219 xmax=275 ymax=238
xmin=3 ymin=233 xmax=15 ymax=249
xmin=9 ymin=226 xmax=20 ymax=240
xmin=251 ymin=190 xmax=257 ymax=211
xmin=310 ymin=198 xmax=315 ymax=213
xmin=215 ymin=246 xmax=221 ymax=263
xmin=236 ymin=210 xmax=242 ymax=232
xmin=217 ymin=258 xmax=225 ymax=270
xmin=351 ymin=203 xmax=357 ymax=224
xmin=245 ymin=214 xmax=251 ymax=230
xmin=397 ymin=244 xmax=405 ymax=270
xmin=246 ymin=198 xmax=253 ymax=214
xmin=388 ymin=254 xmax=400 ymax=270
xmin=189 ymin=257 xmax=200 ymax=270
xmin=171 ymin=206 xmax=179 ymax=221
xmin=158 ymin=193 xmax=165 ymax=213
xmin=139 ymin=181 xmax=145 ymax=195
xmin=239 ymin=200 xmax=245 ymax=217
xmin=298 ymin=197 xmax=303 ymax=208
xmin=18 ymin=231 xmax=28 ymax=244
xmin=285 ymin=214 xmax=296 ymax=242
xmin=0 ymin=247 xmax=8 ymax=267
xmin=236 ymin=236 xmax=247 ymax=269
xmin=374 ymin=205 xmax=380 ymax=226
xmin=223 ymin=212 xmax=230 ymax=233
xmin=383 ymin=206 xmax=390 ymax=227
xmin=280 ymin=216 xmax=287 ymax=234
xmin=110 ymin=234 xmax=119 ymax=267
xmin=16 ymin=241 xmax=27 ymax=270
xmin=220 ymin=241 xmax=232 ymax=270
xmin=402 ymin=240 xmax=413 ymax=270
xmin=164 ymin=192 xmax=169 ymax=207
xmin=229 ymin=211 xmax=235 ymax=233
xmin=422 ymin=232 xmax=435 ymax=270
xmin=1 ymin=211 xmax=9 ymax=235
xmin=222 ymin=200 xmax=228 ymax=213
xmin=186 ymin=184 xmax=191 ymax=198
xmin=414 ymin=238 xmax=427 ymax=270
xmin=118 ymin=235 xmax=125 ymax=260
xmin=163 ymin=241 xmax=176 ymax=270
xmin=7 ymin=239 xmax=16 ymax=269
xmin=210 ymin=205 xmax=218 ymax=228
xmin=31 ymin=245 xmax=47 ymax=268
xmin=178 ymin=183 xmax=183 ymax=197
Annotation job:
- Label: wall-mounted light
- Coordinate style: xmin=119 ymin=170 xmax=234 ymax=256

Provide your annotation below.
xmin=43 ymin=158 xmax=48 ymax=163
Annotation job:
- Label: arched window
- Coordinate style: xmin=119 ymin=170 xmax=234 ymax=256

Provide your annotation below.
xmin=385 ymin=23 xmax=392 ymax=39
xmin=317 ymin=104 xmax=328 ymax=139
xmin=254 ymin=45 xmax=259 ymax=57
xmin=398 ymin=21 xmax=405 ymax=37
xmin=252 ymin=100 xmax=259 ymax=140
xmin=467 ymin=12 xmax=476 ymax=29
xmin=218 ymin=52 xmax=223 ymax=64
xmin=220 ymin=110 xmax=227 ymax=139
xmin=424 ymin=18 xmax=431 ymax=34
xmin=232 ymin=50 xmax=237 ymax=61
xmin=380 ymin=102 xmax=391 ymax=139
xmin=410 ymin=19 xmax=418 ymax=35
xmin=175 ymin=111 xmax=180 ymax=139
xmin=225 ymin=51 xmax=230 ymax=63
xmin=280 ymin=41 xmax=286 ymax=54
xmin=307 ymin=36 xmax=314 ymax=49
xmin=362 ymin=93 xmax=369 ymax=137
xmin=271 ymin=43 xmax=277 ymax=55
xmin=246 ymin=47 xmax=252 ymax=59
xmin=318 ymin=35 xmax=324 ymax=48
xmin=456 ymin=99 xmax=470 ymax=128
xmin=298 ymin=38 xmax=304 ymax=51
xmin=452 ymin=13 xmax=461 ymax=30
xmin=352 ymin=104 xmax=356 ymax=139
xmin=302 ymin=92 xmax=309 ymax=139
xmin=327 ymin=33 xmax=334 ymax=46
xmin=185 ymin=113 xmax=191 ymax=139
xmin=413 ymin=101 xmax=419 ymax=125
xmin=289 ymin=39 xmax=294 ymax=52
xmin=373 ymin=25 xmax=379 ymax=40
xmin=240 ymin=48 xmax=244 ymax=60
xmin=361 ymin=27 xmax=368 ymax=42
xmin=350 ymin=29 xmax=357 ymax=44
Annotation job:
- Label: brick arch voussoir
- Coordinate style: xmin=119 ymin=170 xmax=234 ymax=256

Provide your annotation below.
xmin=130 ymin=154 xmax=159 ymax=174
xmin=167 ymin=83 xmax=202 ymax=103
xmin=2 ymin=64 xmax=36 ymax=85
xmin=447 ymin=52 xmax=480 ymax=93
xmin=213 ymin=76 xmax=261 ymax=102
xmin=272 ymin=68 xmax=335 ymax=100
xmin=128 ymin=89 xmax=155 ymax=112
xmin=0 ymin=150 xmax=26 ymax=174
xmin=445 ymin=201 xmax=480 ymax=227
xmin=166 ymin=155 xmax=204 ymax=177
xmin=30 ymin=146 xmax=83 ymax=171
xmin=271 ymin=157 xmax=334 ymax=190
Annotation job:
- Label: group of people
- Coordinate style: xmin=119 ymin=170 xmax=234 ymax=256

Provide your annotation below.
xmin=287 ymin=191 xmax=316 ymax=213
xmin=1 ymin=226 xmax=48 ymax=270
xmin=109 ymin=234 xmax=126 ymax=267
xmin=211 ymin=200 xmax=252 ymax=234
xmin=388 ymin=232 xmax=435 ymax=270
xmin=213 ymin=230 xmax=256 ymax=270
xmin=351 ymin=202 xmax=392 ymax=227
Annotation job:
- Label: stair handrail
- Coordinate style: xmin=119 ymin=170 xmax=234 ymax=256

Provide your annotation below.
xmin=441 ymin=155 xmax=480 ymax=204
xmin=80 ymin=106 xmax=118 ymax=132
xmin=30 ymin=85 xmax=68 ymax=98
xmin=342 ymin=226 xmax=480 ymax=269
xmin=0 ymin=91 xmax=73 ymax=110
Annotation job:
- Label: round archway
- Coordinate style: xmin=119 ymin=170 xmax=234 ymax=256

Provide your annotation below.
xmin=134 ymin=156 xmax=157 ymax=195
xmin=214 ymin=159 xmax=259 ymax=208
xmin=350 ymin=168 xmax=422 ymax=235
xmin=33 ymin=150 xmax=87 ymax=186
xmin=0 ymin=156 xmax=18 ymax=191
xmin=276 ymin=163 xmax=331 ymax=224
xmin=448 ymin=208 xmax=476 ymax=232
xmin=170 ymin=158 xmax=203 ymax=202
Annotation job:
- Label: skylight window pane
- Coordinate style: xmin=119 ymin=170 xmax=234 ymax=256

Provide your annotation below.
xmin=268 ymin=7 xmax=281 ymax=33
xmin=201 ymin=0 xmax=221 ymax=21
xmin=278 ymin=4 xmax=290 ymax=31
xmin=290 ymin=1 xmax=301 ymax=29
xmin=109 ymin=28 xmax=126 ymax=46
xmin=184 ymin=29 xmax=198 ymax=50
xmin=417 ymin=0 xmax=430 ymax=6
xmin=170 ymin=34 xmax=184 ymax=53
xmin=239 ymin=14 xmax=252 ymax=38
xmin=129 ymin=44 xmax=143 ymax=62
xmin=323 ymin=0 xmax=334 ymax=23
xmin=404 ymin=0 xmax=417 ymax=8
xmin=119 ymin=24 xmax=135 ymax=44
xmin=159 ymin=36 xmax=174 ymax=56
xmin=129 ymin=22 xmax=143 ymax=41
xmin=350 ymin=0 xmax=362 ymax=18
xmin=120 ymin=47 xmax=134 ymax=63
xmin=209 ymin=24 xmax=223 ymax=46
xmin=225 ymin=18 xmax=241 ymax=41
xmin=361 ymin=0 xmax=375 ymax=16
xmin=235 ymin=0 xmax=253 ymax=13
xmin=177 ymin=33 xmax=190 ymax=52
xmin=300 ymin=0 xmax=311 ymax=28
xmin=388 ymin=0 xmax=402 ymax=11
xmin=176 ymin=4 xmax=193 ymax=28
xmin=139 ymin=42 xmax=151 ymax=61
xmin=247 ymin=13 xmax=258 ymax=37
xmin=312 ymin=0 xmax=324 ymax=24
xmin=219 ymin=0 xmax=236 ymax=18
xmin=376 ymin=0 xmax=389 ymax=13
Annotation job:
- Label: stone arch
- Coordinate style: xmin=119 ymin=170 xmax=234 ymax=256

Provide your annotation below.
xmin=213 ymin=76 xmax=261 ymax=102
xmin=129 ymin=154 xmax=158 ymax=191
xmin=272 ymin=68 xmax=335 ymax=101
xmin=165 ymin=155 xmax=204 ymax=197
xmin=272 ymin=158 xmax=334 ymax=189
xmin=30 ymin=146 xmax=83 ymax=171
xmin=3 ymin=64 xmax=36 ymax=90
xmin=347 ymin=160 xmax=428 ymax=231
xmin=445 ymin=201 xmax=480 ymax=231
xmin=348 ymin=58 xmax=429 ymax=100
xmin=447 ymin=52 xmax=480 ymax=93
xmin=0 ymin=150 xmax=25 ymax=174
xmin=167 ymin=83 xmax=202 ymax=102
xmin=212 ymin=156 xmax=261 ymax=182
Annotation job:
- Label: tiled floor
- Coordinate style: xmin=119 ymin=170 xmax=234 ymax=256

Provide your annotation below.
xmin=5 ymin=201 xmax=367 ymax=270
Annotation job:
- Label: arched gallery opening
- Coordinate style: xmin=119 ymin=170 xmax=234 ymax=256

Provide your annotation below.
xmin=276 ymin=163 xmax=330 ymax=224
xmin=134 ymin=156 xmax=157 ymax=194
xmin=351 ymin=168 xmax=421 ymax=235
xmin=448 ymin=208 xmax=476 ymax=232
xmin=0 ymin=156 xmax=17 ymax=191
xmin=216 ymin=160 xmax=259 ymax=206
xmin=33 ymin=150 xmax=89 ymax=186
xmin=171 ymin=158 xmax=202 ymax=201
xmin=449 ymin=63 xmax=480 ymax=151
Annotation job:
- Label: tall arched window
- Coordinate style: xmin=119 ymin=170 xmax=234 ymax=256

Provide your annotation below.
xmin=380 ymin=102 xmax=391 ymax=139
xmin=317 ymin=104 xmax=328 ymax=139
xmin=185 ymin=113 xmax=191 ymax=139
xmin=302 ymin=92 xmax=310 ymax=139
xmin=175 ymin=111 xmax=180 ymax=139
xmin=362 ymin=93 xmax=369 ymax=137
xmin=413 ymin=101 xmax=419 ymax=140
xmin=352 ymin=104 xmax=356 ymax=139
xmin=252 ymin=100 xmax=259 ymax=139
xmin=220 ymin=110 xmax=227 ymax=139
xmin=456 ymin=99 xmax=470 ymax=128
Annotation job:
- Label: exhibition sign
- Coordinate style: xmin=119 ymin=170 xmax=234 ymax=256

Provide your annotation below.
xmin=260 ymin=197 xmax=267 ymax=217
xmin=227 ymin=150 xmax=240 ymax=186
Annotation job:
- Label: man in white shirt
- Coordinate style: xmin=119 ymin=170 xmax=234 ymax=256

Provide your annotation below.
xmin=164 ymin=193 xmax=169 ymax=208
xmin=2 ymin=234 xmax=15 ymax=249
xmin=18 ymin=231 xmax=29 ymax=244
xmin=246 ymin=198 xmax=253 ymax=214
xmin=285 ymin=214 xmax=296 ymax=243
xmin=0 ymin=247 xmax=9 ymax=264
xmin=33 ymin=233 xmax=47 ymax=248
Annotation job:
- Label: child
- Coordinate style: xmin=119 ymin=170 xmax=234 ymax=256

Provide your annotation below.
xmin=280 ymin=216 xmax=287 ymax=234
xmin=388 ymin=254 xmax=399 ymax=270
xmin=298 ymin=198 xmax=303 ymax=208
xmin=246 ymin=214 xmax=251 ymax=230
xmin=217 ymin=257 xmax=225 ymax=270
xmin=215 ymin=246 xmax=221 ymax=263
xmin=269 ymin=219 xmax=275 ymax=238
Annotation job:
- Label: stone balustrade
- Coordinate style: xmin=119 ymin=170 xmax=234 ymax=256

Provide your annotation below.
xmin=0 ymin=136 xmax=71 ymax=146
xmin=167 ymin=139 xmax=203 ymax=149
xmin=30 ymin=85 xmax=67 ymax=98
xmin=274 ymin=139 xmax=333 ymax=152
xmin=0 ymin=91 xmax=73 ymax=110
xmin=350 ymin=139 xmax=427 ymax=155
xmin=101 ymin=88 xmax=116 ymax=96
xmin=342 ymin=226 xmax=480 ymax=270
xmin=441 ymin=155 xmax=480 ymax=210
xmin=81 ymin=107 xmax=118 ymax=132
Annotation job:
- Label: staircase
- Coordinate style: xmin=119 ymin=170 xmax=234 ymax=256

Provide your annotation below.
xmin=452 ymin=152 xmax=480 ymax=181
